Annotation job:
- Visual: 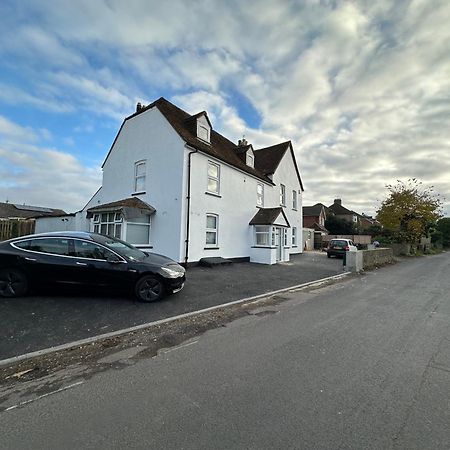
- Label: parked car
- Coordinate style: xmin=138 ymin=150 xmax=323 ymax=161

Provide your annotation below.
xmin=326 ymin=238 xmax=357 ymax=258
xmin=0 ymin=232 xmax=185 ymax=302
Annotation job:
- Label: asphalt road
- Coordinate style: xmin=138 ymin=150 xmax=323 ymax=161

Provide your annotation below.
xmin=0 ymin=252 xmax=341 ymax=359
xmin=1 ymin=252 xmax=449 ymax=449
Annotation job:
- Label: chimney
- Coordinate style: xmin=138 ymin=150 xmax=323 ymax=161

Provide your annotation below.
xmin=238 ymin=138 xmax=248 ymax=147
xmin=334 ymin=199 xmax=342 ymax=205
xmin=136 ymin=102 xmax=143 ymax=112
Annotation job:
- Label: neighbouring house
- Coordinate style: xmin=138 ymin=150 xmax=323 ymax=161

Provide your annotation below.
xmin=0 ymin=202 xmax=66 ymax=240
xmin=36 ymin=97 xmax=304 ymax=265
xmin=328 ymin=199 xmax=360 ymax=226
xmin=302 ymin=203 xmax=329 ymax=249
xmin=358 ymin=213 xmax=382 ymax=231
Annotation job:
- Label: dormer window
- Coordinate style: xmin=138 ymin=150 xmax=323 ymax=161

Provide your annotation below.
xmin=196 ymin=114 xmax=211 ymax=144
xmin=246 ymin=151 xmax=254 ymax=168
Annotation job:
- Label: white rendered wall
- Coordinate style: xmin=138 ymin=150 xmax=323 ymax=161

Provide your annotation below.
xmin=187 ymin=148 xmax=303 ymax=263
xmin=264 ymin=148 xmax=303 ymax=257
xmin=35 ymin=216 xmax=76 ymax=233
xmin=84 ymin=107 xmax=186 ymax=262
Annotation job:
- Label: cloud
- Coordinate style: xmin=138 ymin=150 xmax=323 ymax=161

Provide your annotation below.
xmin=0 ymin=0 xmax=449 ymax=216
xmin=0 ymin=117 xmax=100 ymax=211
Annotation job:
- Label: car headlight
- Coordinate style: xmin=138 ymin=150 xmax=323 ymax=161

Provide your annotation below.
xmin=161 ymin=265 xmax=185 ymax=278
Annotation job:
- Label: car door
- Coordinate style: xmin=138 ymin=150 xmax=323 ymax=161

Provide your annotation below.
xmin=13 ymin=237 xmax=77 ymax=285
xmin=71 ymin=239 xmax=131 ymax=288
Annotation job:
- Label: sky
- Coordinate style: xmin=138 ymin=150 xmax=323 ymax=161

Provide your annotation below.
xmin=0 ymin=0 xmax=449 ymax=217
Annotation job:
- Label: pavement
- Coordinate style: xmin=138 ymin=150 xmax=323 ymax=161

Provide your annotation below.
xmin=1 ymin=253 xmax=449 ymax=449
xmin=0 ymin=251 xmax=342 ymax=359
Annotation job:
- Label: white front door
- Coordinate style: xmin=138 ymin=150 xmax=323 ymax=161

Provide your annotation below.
xmin=275 ymin=227 xmax=283 ymax=262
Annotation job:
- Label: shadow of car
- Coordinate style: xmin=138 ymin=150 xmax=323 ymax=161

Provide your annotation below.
xmin=0 ymin=231 xmax=185 ymax=302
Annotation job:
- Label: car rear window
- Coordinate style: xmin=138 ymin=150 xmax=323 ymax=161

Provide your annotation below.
xmin=27 ymin=238 xmax=70 ymax=256
xmin=329 ymin=240 xmax=347 ymax=247
xmin=13 ymin=240 xmax=31 ymax=250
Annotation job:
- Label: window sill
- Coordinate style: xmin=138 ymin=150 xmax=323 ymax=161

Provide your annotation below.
xmin=137 ymin=245 xmax=153 ymax=249
xmin=251 ymin=246 xmax=276 ymax=249
xmin=204 ymin=247 xmax=219 ymax=250
xmin=131 ymin=191 xmax=146 ymax=196
xmin=292 ymin=208 xmax=298 ymax=211
xmin=205 ymin=191 xmax=221 ymax=198
xmin=292 ymin=245 xmax=298 ymax=248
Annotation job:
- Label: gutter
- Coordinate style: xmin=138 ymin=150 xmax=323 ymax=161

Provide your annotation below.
xmin=184 ymin=146 xmax=198 ymax=267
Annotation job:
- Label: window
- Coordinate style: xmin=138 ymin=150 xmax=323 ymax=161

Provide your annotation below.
xmin=126 ymin=216 xmax=151 ymax=246
xmin=246 ymin=152 xmax=254 ymax=168
xmin=292 ymin=190 xmax=298 ymax=210
xmin=92 ymin=212 xmax=123 ymax=239
xmin=26 ymin=238 xmax=70 ymax=256
xmin=73 ymin=240 xmax=118 ymax=261
xmin=207 ymin=162 xmax=220 ymax=195
xmin=198 ymin=124 xmax=210 ymax=143
xmin=283 ymin=229 xmax=288 ymax=246
xmin=254 ymin=226 xmax=270 ymax=246
xmin=134 ymin=160 xmax=146 ymax=193
xmin=292 ymin=227 xmax=297 ymax=246
xmin=256 ymin=183 xmax=264 ymax=207
xmin=206 ymin=214 xmax=218 ymax=246
xmin=253 ymin=226 xmax=277 ymax=247
xmin=280 ymin=184 xmax=286 ymax=206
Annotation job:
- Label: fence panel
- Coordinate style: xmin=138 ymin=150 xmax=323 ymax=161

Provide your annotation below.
xmin=0 ymin=219 xmax=35 ymax=241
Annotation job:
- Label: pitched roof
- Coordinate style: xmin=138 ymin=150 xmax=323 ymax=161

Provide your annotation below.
xmin=102 ymin=97 xmax=304 ymax=190
xmin=328 ymin=202 xmax=356 ymax=216
xmin=303 ymin=203 xmax=326 ymax=217
xmin=313 ymin=222 xmax=329 ymax=233
xmin=87 ymin=197 xmax=155 ymax=213
xmin=0 ymin=202 xmax=66 ymax=219
xmin=249 ymin=207 xmax=290 ymax=227
xmin=255 ymin=142 xmax=304 ymax=191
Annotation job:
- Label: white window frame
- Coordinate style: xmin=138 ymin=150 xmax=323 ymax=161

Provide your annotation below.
xmin=292 ymin=190 xmax=297 ymax=210
xmin=92 ymin=212 xmax=123 ymax=239
xmin=256 ymin=183 xmax=264 ymax=207
xmin=280 ymin=184 xmax=286 ymax=206
xmin=283 ymin=228 xmax=288 ymax=247
xmin=246 ymin=152 xmax=254 ymax=168
xmin=292 ymin=227 xmax=297 ymax=246
xmin=125 ymin=216 xmax=152 ymax=246
xmin=197 ymin=123 xmax=210 ymax=143
xmin=205 ymin=214 xmax=219 ymax=247
xmin=134 ymin=160 xmax=146 ymax=193
xmin=253 ymin=225 xmax=277 ymax=248
xmin=207 ymin=161 xmax=220 ymax=195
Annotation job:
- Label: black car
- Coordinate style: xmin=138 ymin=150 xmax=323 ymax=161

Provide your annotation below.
xmin=0 ymin=232 xmax=185 ymax=302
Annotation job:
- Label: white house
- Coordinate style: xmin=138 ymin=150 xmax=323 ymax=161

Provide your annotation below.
xmin=36 ymin=97 xmax=304 ymax=265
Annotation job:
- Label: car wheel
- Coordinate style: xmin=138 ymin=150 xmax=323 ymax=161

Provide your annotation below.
xmin=0 ymin=269 xmax=28 ymax=298
xmin=135 ymin=274 xmax=165 ymax=302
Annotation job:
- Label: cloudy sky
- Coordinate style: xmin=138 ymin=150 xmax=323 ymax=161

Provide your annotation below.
xmin=0 ymin=0 xmax=449 ymax=216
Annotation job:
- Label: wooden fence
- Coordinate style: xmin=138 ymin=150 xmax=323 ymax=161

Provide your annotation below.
xmin=0 ymin=219 xmax=35 ymax=241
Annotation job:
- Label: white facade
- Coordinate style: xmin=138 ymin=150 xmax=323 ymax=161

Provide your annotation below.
xmin=36 ymin=99 xmax=304 ymax=264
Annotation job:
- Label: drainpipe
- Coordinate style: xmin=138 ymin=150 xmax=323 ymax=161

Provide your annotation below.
xmin=184 ymin=147 xmax=198 ymax=268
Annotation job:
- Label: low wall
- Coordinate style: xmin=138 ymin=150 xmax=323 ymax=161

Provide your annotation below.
xmin=362 ymin=248 xmax=394 ymax=269
xmin=346 ymin=248 xmax=394 ymax=272
xmin=384 ymin=243 xmax=411 ymax=256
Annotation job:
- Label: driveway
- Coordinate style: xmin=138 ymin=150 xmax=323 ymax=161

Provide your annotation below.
xmin=0 ymin=252 xmax=342 ymax=359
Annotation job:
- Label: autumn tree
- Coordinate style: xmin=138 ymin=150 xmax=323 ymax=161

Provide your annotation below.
xmin=376 ymin=179 xmax=443 ymax=243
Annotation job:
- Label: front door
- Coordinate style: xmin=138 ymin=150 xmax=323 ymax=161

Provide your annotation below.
xmin=275 ymin=227 xmax=283 ymax=262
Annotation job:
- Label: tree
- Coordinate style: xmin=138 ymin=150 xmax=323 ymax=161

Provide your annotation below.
xmin=376 ymin=179 xmax=443 ymax=243
xmin=325 ymin=215 xmax=356 ymax=235
xmin=436 ymin=218 xmax=450 ymax=248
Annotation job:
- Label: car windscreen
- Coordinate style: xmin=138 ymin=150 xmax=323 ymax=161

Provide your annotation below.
xmin=93 ymin=235 xmax=146 ymax=262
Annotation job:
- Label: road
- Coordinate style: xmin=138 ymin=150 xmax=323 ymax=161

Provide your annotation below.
xmin=0 ymin=252 xmax=341 ymax=359
xmin=1 ymin=253 xmax=450 ymax=449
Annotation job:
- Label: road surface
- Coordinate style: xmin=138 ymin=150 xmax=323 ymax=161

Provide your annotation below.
xmin=1 ymin=253 xmax=449 ymax=449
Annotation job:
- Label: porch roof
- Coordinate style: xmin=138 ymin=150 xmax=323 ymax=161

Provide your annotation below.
xmin=249 ymin=207 xmax=291 ymax=227
xmin=86 ymin=198 xmax=156 ymax=220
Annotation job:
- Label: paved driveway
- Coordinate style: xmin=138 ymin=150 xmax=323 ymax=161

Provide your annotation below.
xmin=0 ymin=252 xmax=342 ymax=359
